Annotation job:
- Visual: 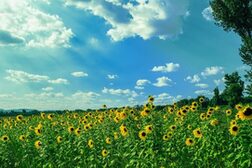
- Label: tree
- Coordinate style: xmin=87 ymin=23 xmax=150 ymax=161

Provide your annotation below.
xmin=211 ymin=87 xmax=222 ymax=106
xmin=210 ymin=0 xmax=252 ymax=95
xmin=221 ymin=72 xmax=244 ymax=107
xmin=210 ymin=0 xmax=252 ymax=39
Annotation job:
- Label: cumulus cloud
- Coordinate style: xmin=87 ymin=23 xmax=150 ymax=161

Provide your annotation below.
xmin=25 ymin=92 xmax=64 ymax=99
xmin=0 ymin=0 xmax=73 ymax=48
xmin=107 ymin=74 xmax=118 ymax=79
xmin=195 ymin=83 xmax=208 ymax=89
xmin=153 ymin=76 xmax=172 ymax=87
xmin=42 ymin=87 xmax=54 ymax=92
xmin=201 ymin=66 xmax=224 ymax=77
xmin=5 ymin=69 xmax=49 ymax=83
xmin=5 ymin=69 xmax=68 ymax=84
xmin=48 ymin=78 xmax=68 ymax=84
xmin=202 ymin=6 xmax=213 ymax=21
xmin=135 ymin=79 xmax=151 ymax=89
xmin=152 ymin=63 xmax=180 ymax=73
xmin=65 ymin=0 xmax=189 ymax=41
xmin=154 ymin=93 xmax=182 ymax=105
xmin=71 ymin=71 xmax=88 ymax=77
xmin=102 ymin=87 xmax=138 ymax=97
xmin=185 ymin=74 xmax=201 ymax=83
xmin=195 ymin=90 xmax=213 ymax=96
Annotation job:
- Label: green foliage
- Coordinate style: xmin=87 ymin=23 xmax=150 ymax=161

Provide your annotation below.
xmin=210 ymin=0 xmax=252 ymax=39
xmin=221 ymin=72 xmax=244 ymax=107
xmin=211 ymin=0 xmax=252 ymax=95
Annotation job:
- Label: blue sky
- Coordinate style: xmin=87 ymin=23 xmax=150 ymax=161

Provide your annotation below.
xmin=0 ymin=0 xmax=247 ymax=110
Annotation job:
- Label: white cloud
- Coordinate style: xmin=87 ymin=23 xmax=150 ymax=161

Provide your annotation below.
xmin=154 ymin=93 xmax=182 ymax=105
xmin=6 ymin=69 xmax=69 ymax=85
xmin=107 ymin=74 xmax=118 ymax=79
xmin=214 ymin=77 xmax=225 ymax=86
xmin=5 ymin=69 xmax=49 ymax=83
xmin=0 ymin=94 xmax=15 ymax=99
xmin=195 ymin=83 xmax=208 ymax=89
xmin=201 ymin=66 xmax=224 ymax=77
xmin=48 ymin=78 xmax=68 ymax=84
xmin=185 ymin=74 xmax=201 ymax=83
xmin=65 ymin=0 xmax=189 ymax=41
xmin=0 ymin=0 xmax=73 ymax=47
xmin=152 ymin=63 xmax=180 ymax=73
xmin=25 ymin=92 xmax=64 ymax=99
xmin=71 ymin=71 xmax=88 ymax=77
xmin=102 ymin=87 xmax=138 ymax=97
xmin=72 ymin=91 xmax=100 ymax=99
xmin=202 ymin=6 xmax=213 ymax=21
xmin=153 ymin=76 xmax=172 ymax=87
xmin=42 ymin=87 xmax=54 ymax=92
xmin=195 ymin=90 xmax=213 ymax=96
xmin=135 ymin=79 xmax=150 ymax=89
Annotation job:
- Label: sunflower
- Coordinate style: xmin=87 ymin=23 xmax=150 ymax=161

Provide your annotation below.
xmin=163 ymin=134 xmax=169 ymax=141
xmin=101 ymin=149 xmax=108 ymax=157
xmin=181 ymin=109 xmax=188 ymax=115
xmin=75 ymin=128 xmax=81 ymax=136
xmin=235 ymin=104 xmax=243 ymax=111
xmin=114 ymin=132 xmax=119 ymax=140
xmin=199 ymin=97 xmax=204 ymax=103
xmin=141 ymin=108 xmax=150 ymax=117
xmin=185 ymin=138 xmax=195 ymax=146
xmin=138 ymin=131 xmax=147 ymax=141
xmin=16 ymin=115 xmax=23 ymax=122
xmin=170 ymin=125 xmax=176 ymax=131
xmin=68 ymin=126 xmax=75 ymax=133
xmin=207 ymin=111 xmax=212 ymax=116
xmin=106 ymin=137 xmax=111 ymax=144
xmin=187 ymin=125 xmax=192 ymax=130
xmin=210 ymin=119 xmax=219 ymax=126
xmin=103 ymin=104 xmax=107 ymax=108
xmin=200 ymin=113 xmax=206 ymax=120
xmin=47 ymin=114 xmax=53 ymax=120
xmin=35 ymin=140 xmax=42 ymax=149
xmin=190 ymin=106 xmax=197 ymax=112
xmin=148 ymin=96 xmax=154 ymax=103
xmin=57 ymin=136 xmax=63 ymax=143
xmin=34 ymin=127 xmax=42 ymax=136
xmin=167 ymin=131 xmax=173 ymax=138
xmin=193 ymin=128 xmax=202 ymax=138
xmin=192 ymin=101 xmax=198 ymax=107
xmin=226 ymin=109 xmax=232 ymax=116
xmin=230 ymin=119 xmax=237 ymax=125
xmin=120 ymin=126 xmax=128 ymax=137
xmin=120 ymin=112 xmax=127 ymax=120
xmin=238 ymin=106 xmax=252 ymax=120
xmin=229 ymin=125 xmax=239 ymax=136
xmin=40 ymin=112 xmax=46 ymax=119
xmin=88 ymin=139 xmax=94 ymax=148
xmin=145 ymin=125 xmax=153 ymax=134
xmin=19 ymin=135 xmax=26 ymax=141
xmin=208 ymin=107 xmax=214 ymax=113
xmin=1 ymin=135 xmax=9 ymax=142
xmin=168 ymin=107 xmax=174 ymax=114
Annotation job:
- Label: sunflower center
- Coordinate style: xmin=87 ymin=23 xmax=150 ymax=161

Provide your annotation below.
xmin=3 ymin=137 xmax=7 ymax=140
xmin=197 ymin=131 xmax=201 ymax=134
xmin=232 ymin=126 xmax=238 ymax=131
xmin=189 ymin=139 xmax=193 ymax=143
xmin=244 ymin=108 xmax=252 ymax=116
xmin=142 ymin=132 xmax=146 ymax=136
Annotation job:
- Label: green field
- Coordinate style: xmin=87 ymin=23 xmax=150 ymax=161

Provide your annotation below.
xmin=0 ymin=97 xmax=251 ymax=168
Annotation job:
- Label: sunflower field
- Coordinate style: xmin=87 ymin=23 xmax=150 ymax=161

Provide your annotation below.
xmin=0 ymin=97 xmax=251 ymax=168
